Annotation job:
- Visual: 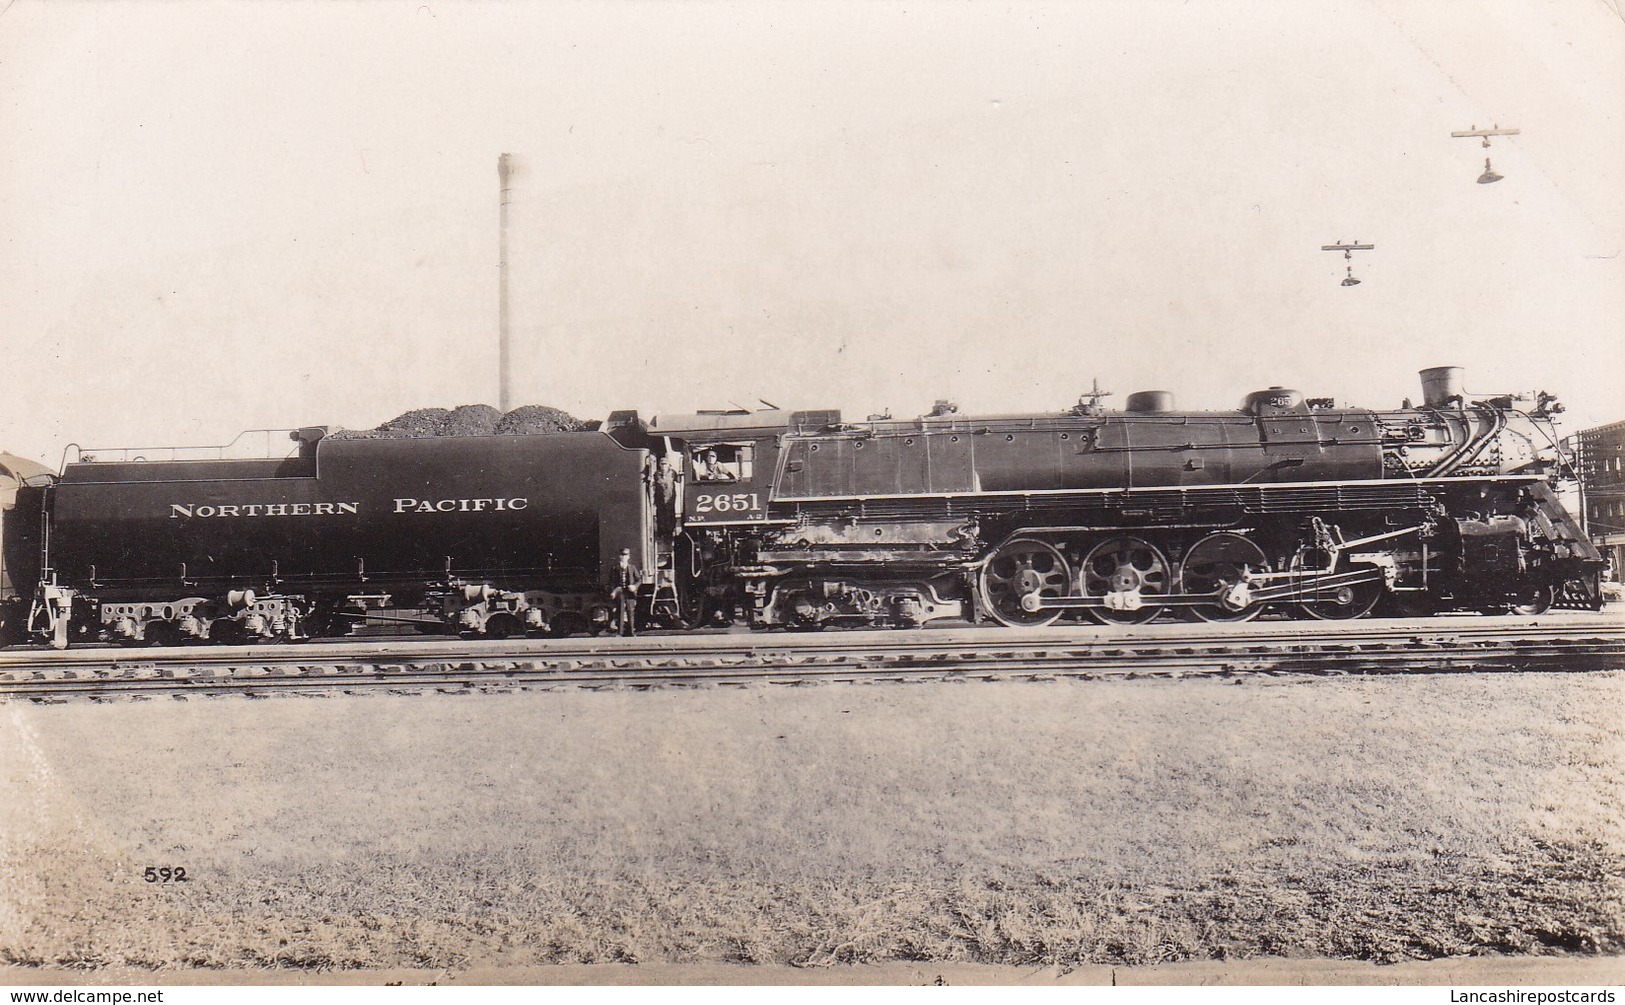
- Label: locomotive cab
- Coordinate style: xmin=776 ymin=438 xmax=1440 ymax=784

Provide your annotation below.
xmin=684 ymin=442 xmax=769 ymax=524
xmin=648 ymin=407 xmax=794 ymax=528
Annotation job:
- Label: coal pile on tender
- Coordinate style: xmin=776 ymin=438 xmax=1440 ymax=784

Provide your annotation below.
xmin=331 ymin=404 xmax=587 ymax=438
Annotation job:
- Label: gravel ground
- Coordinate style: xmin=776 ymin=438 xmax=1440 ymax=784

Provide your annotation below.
xmin=0 ymin=671 xmax=1621 ymax=975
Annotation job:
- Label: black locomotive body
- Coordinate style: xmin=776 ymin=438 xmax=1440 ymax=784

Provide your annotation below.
xmin=0 ymin=368 xmax=1604 ymax=647
xmin=3 ymin=421 xmax=659 ymax=646
xmin=661 ymin=368 xmax=1599 ymax=630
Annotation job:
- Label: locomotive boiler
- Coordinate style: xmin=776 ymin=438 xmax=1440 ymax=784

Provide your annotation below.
xmin=0 ymin=367 xmax=1604 ymax=647
xmin=658 ymin=366 xmax=1600 ymax=629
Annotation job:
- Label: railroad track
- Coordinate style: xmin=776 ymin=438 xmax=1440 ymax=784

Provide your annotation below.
xmin=0 ymin=614 xmax=1620 ymax=701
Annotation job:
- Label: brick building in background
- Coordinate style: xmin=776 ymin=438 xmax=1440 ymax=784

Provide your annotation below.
xmin=1574 ymin=420 xmax=1625 ymax=577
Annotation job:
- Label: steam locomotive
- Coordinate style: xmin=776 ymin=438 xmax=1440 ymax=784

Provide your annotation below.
xmin=0 ymin=367 xmax=1603 ymax=648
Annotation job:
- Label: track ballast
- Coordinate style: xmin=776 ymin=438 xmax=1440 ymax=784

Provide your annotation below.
xmin=0 ymin=613 xmax=1620 ymax=702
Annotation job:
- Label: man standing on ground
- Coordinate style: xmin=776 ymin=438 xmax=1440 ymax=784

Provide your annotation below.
xmin=610 ymin=547 xmax=641 ymax=637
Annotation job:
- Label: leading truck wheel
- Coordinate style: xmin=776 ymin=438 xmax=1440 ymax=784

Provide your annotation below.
xmin=1508 ymin=584 xmax=1554 ymax=616
xmin=978 ymin=538 xmax=1069 ymax=627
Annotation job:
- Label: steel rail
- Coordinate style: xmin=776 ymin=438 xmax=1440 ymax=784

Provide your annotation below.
xmin=0 ymin=650 xmax=1614 ymax=701
xmin=2 ymin=614 xmax=1619 ymax=669
xmin=2 ymin=632 xmax=1618 ymax=680
xmin=0 ymin=619 xmax=1619 ymax=701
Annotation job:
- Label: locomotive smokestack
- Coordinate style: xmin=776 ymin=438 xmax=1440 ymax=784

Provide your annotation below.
xmin=498 ymin=153 xmax=517 ymax=413
xmin=1419 ymin=366 xmax=1465 ymax=409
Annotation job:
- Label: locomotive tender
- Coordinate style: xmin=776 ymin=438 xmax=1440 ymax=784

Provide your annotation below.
xmin=0 ymin=367 xmax=1603 ymax=647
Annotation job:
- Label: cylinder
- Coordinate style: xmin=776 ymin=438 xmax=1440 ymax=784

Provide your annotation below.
xmin=1420 ymin=366 xmax=1464 ymax=408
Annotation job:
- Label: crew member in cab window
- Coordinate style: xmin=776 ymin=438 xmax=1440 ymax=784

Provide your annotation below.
xmin=695 ymin=448 xmax=737 ymax=482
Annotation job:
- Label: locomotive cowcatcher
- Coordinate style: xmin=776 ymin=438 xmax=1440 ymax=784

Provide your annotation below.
xmin=0 ymin=367 xmax=1604 ymax=647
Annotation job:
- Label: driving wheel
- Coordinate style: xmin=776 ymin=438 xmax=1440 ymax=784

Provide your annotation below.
xmin=1080 ymin=535 xmax=1170 ymax=625
xmin=978 ymin=538 xmax=1070 ymax=627
xmin=1290 ymin=550 xmax=1382 ymax=620
xmin=1178 ymin=532 xmax=1269 ymax=623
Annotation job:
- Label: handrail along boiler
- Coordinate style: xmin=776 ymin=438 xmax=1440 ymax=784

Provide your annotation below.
xmin=0 ymin=368 xmax=1602 ymax=647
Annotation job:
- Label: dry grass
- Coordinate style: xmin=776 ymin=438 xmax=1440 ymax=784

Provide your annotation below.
xmin=0 ymin=671 xmax=1621 ymax=971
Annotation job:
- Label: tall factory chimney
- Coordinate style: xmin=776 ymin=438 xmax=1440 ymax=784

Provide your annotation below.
xmin=497 ymin=153 xmax=517 ymax=413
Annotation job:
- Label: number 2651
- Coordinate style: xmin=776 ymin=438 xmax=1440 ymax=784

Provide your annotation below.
xmin=694 ymin=493 xmax=760 ymax=514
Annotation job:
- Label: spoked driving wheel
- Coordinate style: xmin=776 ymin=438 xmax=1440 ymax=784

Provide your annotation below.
xmin=1079 ymin=535 xmax=1170 ymax=625
xmin=978 ymin=538 xmax=1070 ymax=627
xmin=1298 ymin=579 xmax=1381 ymax=620
xmin=1289 ymin=550 xmax=1382 ymax=620
xmin=1178 ymin=532 xmax=1269 ymax=623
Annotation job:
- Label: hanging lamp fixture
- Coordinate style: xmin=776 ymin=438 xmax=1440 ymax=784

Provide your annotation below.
xmin=1451 ymin=124 xmax=1519 ymax=184
xmin=1321 ymin=240 xmax=1375 ymax=287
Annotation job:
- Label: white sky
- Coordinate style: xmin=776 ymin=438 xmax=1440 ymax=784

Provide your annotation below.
xmin=1 ymin=0 xmax=1621 ymax=466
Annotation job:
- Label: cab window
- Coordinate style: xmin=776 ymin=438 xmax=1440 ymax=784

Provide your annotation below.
xmin=691 ymin=443 xmax=753 ymax=482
